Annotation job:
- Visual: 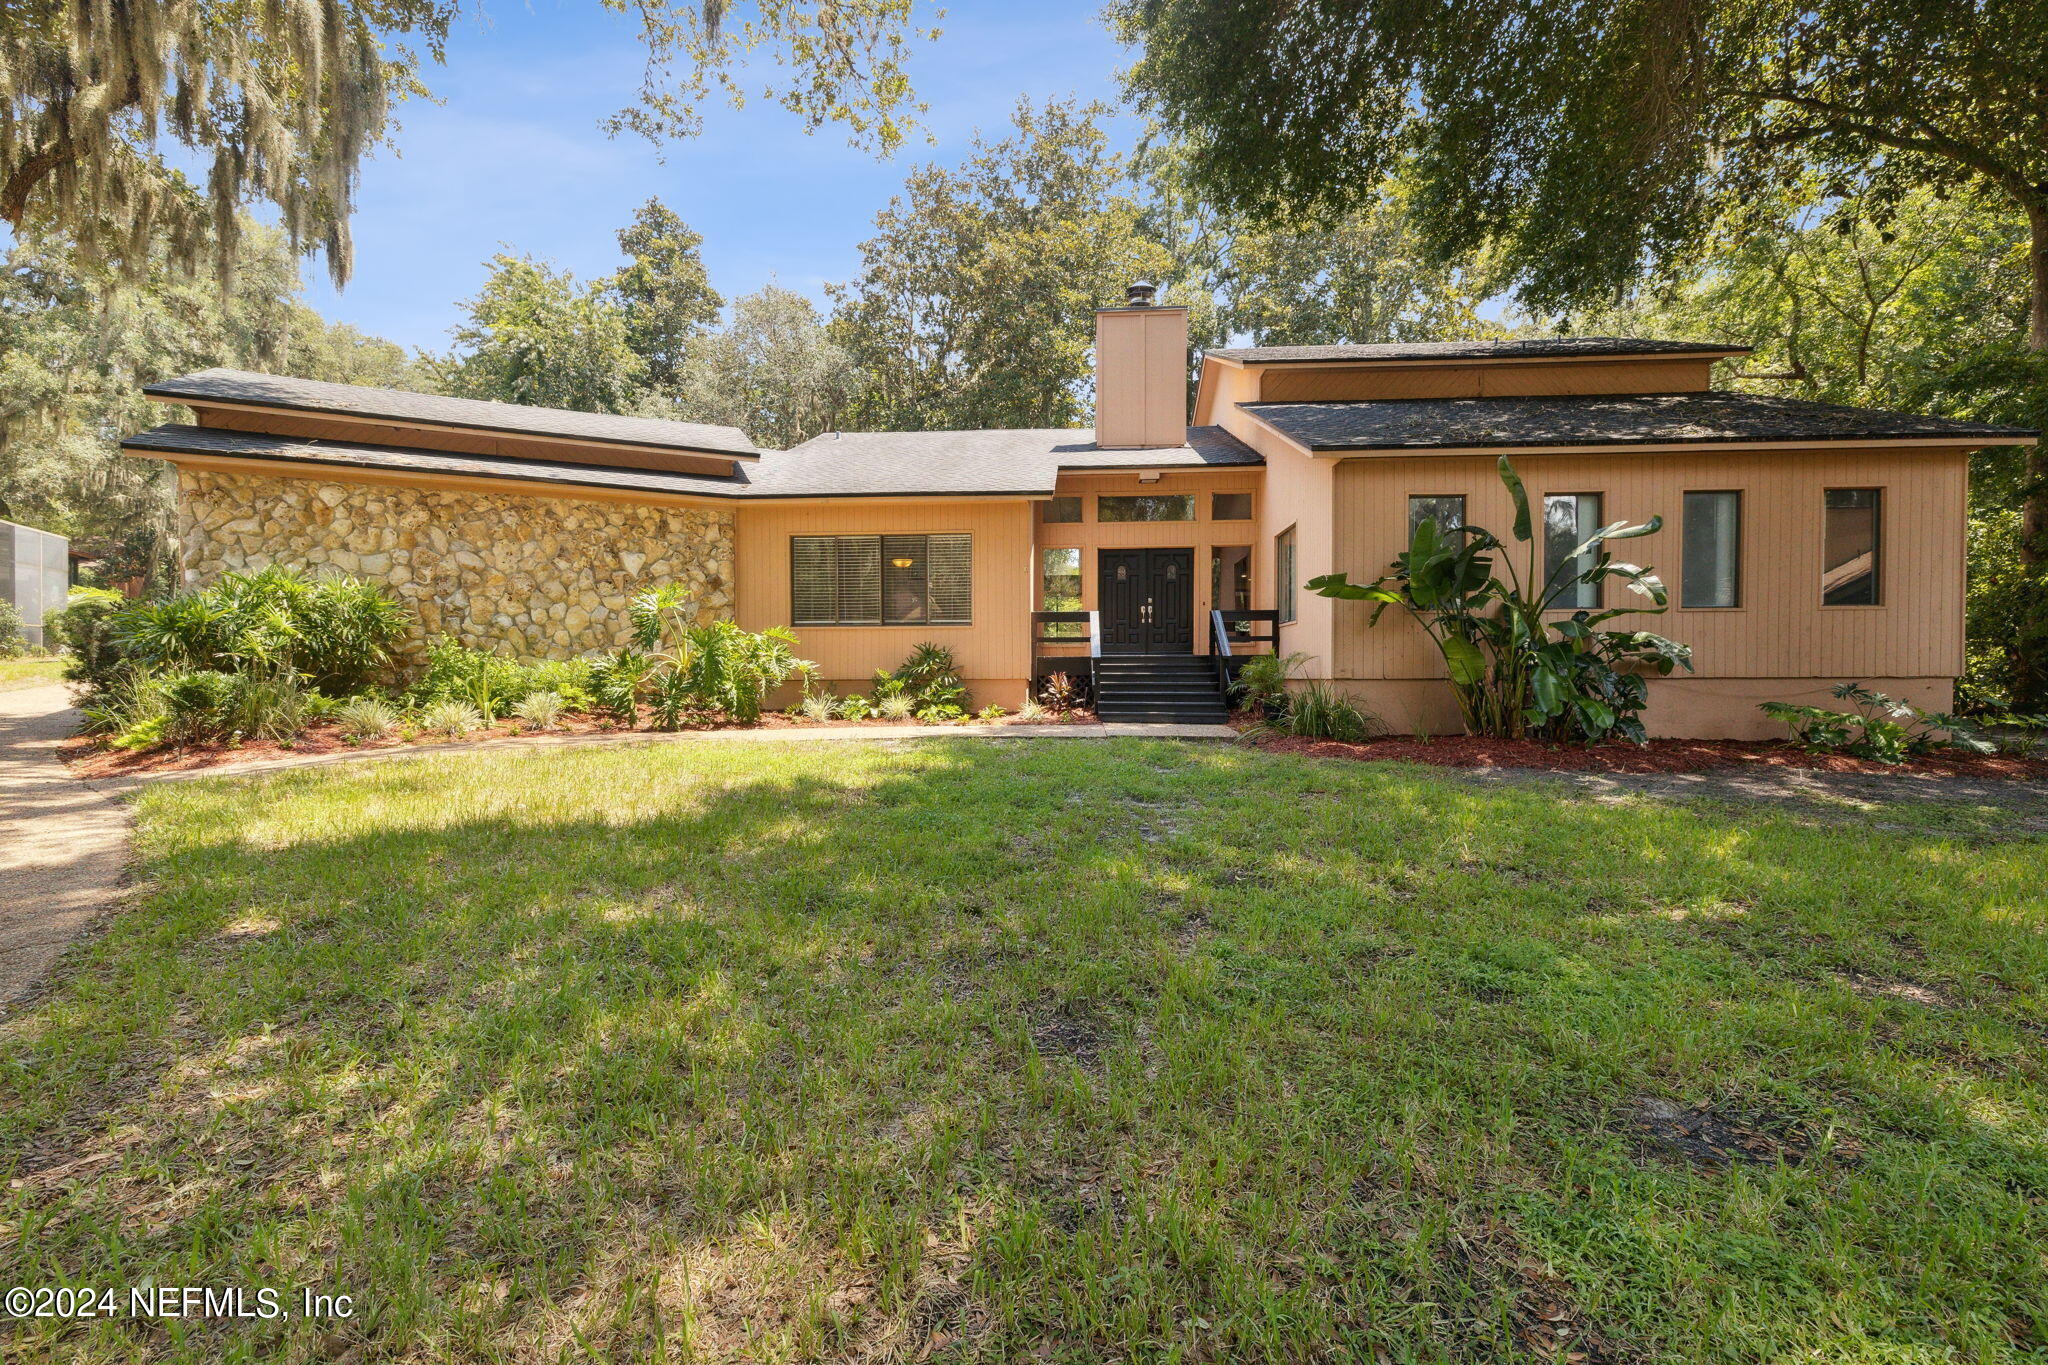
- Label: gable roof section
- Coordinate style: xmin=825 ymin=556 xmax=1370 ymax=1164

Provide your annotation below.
xmin=123 ymin=423 xmax=1263 ymax=501
xmin=1241 ymin=392 xmax=2037 ymax=454
xmin=1208 ymin=337 xmax=1748 ymax=366
xmin=144 ymin=368 xmax=758 ymax=459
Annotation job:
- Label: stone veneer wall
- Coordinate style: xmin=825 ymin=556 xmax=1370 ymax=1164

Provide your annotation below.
xmin=176 ymin=468 xmax=735 ymax=657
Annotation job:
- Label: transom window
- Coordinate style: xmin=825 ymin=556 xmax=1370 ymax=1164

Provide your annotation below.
xmin=1098 ymin=493 xmax=1195 ymax=522
xmin=792 ymin=533 xmax=971 ymax=626
xmin=1040 ymin=496 xmax=1082 ymax=523
xmin=1211 ymin=492 xmax=1254 ymax=521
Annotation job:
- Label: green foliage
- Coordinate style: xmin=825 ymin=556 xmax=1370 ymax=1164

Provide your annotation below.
xmin=113 ymin=566 xmax=409 ymax=694
xmin=0 ymin=0 xmax=455 ymax=290
xmin=45 ymin=587 xmax=128 ymax=687
xmin=914 ymin=703 xmax=966 ymax=724
xmin=1263 ymin=682 xmax=1383 ymax=743
xmin=598 ymin=586 xmax=810 ymax=729
xmin=406 ymin=638 xmax=594 ymax=722
xmin=975 ymin=704 xmax=1007 ymax=721
xmin=1230 ymin=650 xmax=1311 ymax=715
xmin=336 ymin=695 xmax=401 ymax=741
xmin=1113 ymin=2 xmax=2048 ymax=322
xmin=890 ymin=642 xmax=968 ymax=715
xmin=876 ymin=692 xmax=916 ymax=721
xmin=0 ymin=602 xmax=27 ymax=658
xmin=591 ymin=649 xmax=656 ymax=727
xmin=839 ymin=695 xmax=873 ymax=721
xmin=1761 ymin=683 xmax=1993 ymax=764
xmin=829 ymin=98 xmax=1175 ymax=431
xmin=416 ymin=698 xmax=483 ymax=738
xmin=798 ymin=694 xmax=840 ymax=722
xmin=610 ymin=198 xmax=724 ymax=391
xmin=1311 ymin=458 xmax=1692 ymax=745
xmin=668 ymin=285 xmax=853 ymax=449
xmin=431 ymin=254 xmax=647 ymax=413
xmin=509 ymin=690 xmax=565 ymax=732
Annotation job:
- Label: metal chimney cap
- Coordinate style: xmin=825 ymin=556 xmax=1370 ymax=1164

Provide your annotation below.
xmin=1125 ymin=282 xmax=1157 ymax=307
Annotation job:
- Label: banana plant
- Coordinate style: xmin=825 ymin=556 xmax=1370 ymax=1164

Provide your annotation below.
xmin=1307 ymin=456 xmax=1693 ymax=743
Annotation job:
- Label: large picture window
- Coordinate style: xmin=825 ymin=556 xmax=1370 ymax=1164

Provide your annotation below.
xmin=1543 ymin=493 xmax=1604 ymax=610
xmin=792 ymin=533 xmax=971 ymax=626
xmin=1823 ymin=489 xmax=1882 ymax=605
xmin=1682 ymin=491 xmax=1741 ymax=608
xmin=1098 ymin=493 xmax=1195 ymax=522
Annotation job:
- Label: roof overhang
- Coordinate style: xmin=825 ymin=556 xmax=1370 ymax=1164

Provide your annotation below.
xmin=1203 ymin=347 xmax=1751 ymax=371
xmin=1290 ymin=436 xmax=2036 ymax=458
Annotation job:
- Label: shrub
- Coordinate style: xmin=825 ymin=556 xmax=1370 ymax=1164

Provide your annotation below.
xmin=976 ymin=704 xmax=1007 ymax=721
xmin=1231 ymin=651 xmax=1311 ymax=715
xmin=417 ymin=698 xmax=483 ymax=738
xmin=159 ymin=669 xmax=238 ymax=744
xmin=895 ymin=642 xmax=968 ymax=712
xmin=798 ymin=694 xmax=840 ymax=722
xmin=838 ymin=694 xmax=872 ymax=720
xmin=916 ymin=702 xmax=966 ymax=723
xmin=114 ymin=566 xmax=409 ymax=693
xmin=406 ymin=636 xmax=529 ymax=720
xmin=1014 ymin=696 xmax=1048 ymax=723
xmin=510 ymin=691 xmax=565 ymax=731
xmin=48 ymin=587 xmax=130 ymax=691
xmin=336 ymin=695 xmax=401 ymax=740
xmin=598 ymin=586 xmax=812 ymax=728
xmin=1310 ymin=456 xmax=1690 ymax=745
xmin=0 ymin=602 xmax=28 ymax=658
xmin=877 ymin=693 xmax=916 ymax=720
xmin=1761 ymin=683 xmax=1992 ymax=763
xmin=1038 ymin=672 xmax=1082 ymax=717
xmin=1280 ymin=682 xmax=1383 ymax=742
xmin=591 ymin=649 xmax=655 ymax=726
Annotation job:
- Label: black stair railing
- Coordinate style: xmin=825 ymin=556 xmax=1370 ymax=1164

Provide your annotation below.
xmin=1209 ymin=609 xmax=1280 ymax=707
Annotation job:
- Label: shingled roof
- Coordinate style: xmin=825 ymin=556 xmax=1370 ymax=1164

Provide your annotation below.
xmin=1207 ymin=337 xmax=1749 ymax=365
xmin=122 ymin=423 xmax=1263 ymax=501
xmin=1241 ymin=392 xmax=2037 ymax=453
xmin=144 ymin=368 xmax=758 ymax=458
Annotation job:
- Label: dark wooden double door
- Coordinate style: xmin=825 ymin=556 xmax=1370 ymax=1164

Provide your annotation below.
xmin=1099 ymin=547 xmax=1194 ymax=653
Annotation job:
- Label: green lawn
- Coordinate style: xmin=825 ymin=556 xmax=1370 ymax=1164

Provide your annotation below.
xmin=4 ymin=739 xmax=2045 ymax=1362
xmin=0 ymin=656 xmax=65 ymax=692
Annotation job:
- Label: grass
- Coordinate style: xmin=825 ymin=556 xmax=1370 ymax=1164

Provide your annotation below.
xmin=0 ymin=656 xmax=64 ymax=692
xmin=3 ymin=738 xmax=2045 ymax=1362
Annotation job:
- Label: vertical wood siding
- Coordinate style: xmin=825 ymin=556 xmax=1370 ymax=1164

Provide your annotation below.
xmin=1327 ymin=447 xmax=1970 ymax=682
xmin=734 ymin=499 xmax=1035 ymax=687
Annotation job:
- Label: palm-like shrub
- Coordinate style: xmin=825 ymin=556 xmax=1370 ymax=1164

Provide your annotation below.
xmin=336 ymin=695 xmax=401 ymax=740
xmin=113 ymin=566 xmax=408 ymax=694
xmin=596 ymin=586 xmax=812 ymax=729
xmin=1231 ymin=650 xmax=1311 ymax=715
xmin=1309 ymin=457 xmax=1691 ymax=745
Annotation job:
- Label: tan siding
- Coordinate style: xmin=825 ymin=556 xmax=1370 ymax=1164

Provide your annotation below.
xmin=1034 ymin=469 xmax=1264 ymax=656
xmin=1326 ymin=447 xmax=1971 ymax=683
xmin=1244 ymin=428 xmax=1336 ymax=673
xmin=734 ymin=499 xmax=1035 ymax=697
xmin=1255 ymin=356 xmax=1717 ymax=403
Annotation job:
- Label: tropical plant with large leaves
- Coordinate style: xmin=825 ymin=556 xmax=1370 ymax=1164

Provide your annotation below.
xmin=604 ymin=584 xmax=809 ymax=727
xmin=1307 ymin=458 xmax=1692 ymax=744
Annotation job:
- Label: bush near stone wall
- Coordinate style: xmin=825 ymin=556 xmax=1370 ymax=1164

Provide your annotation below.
xmin=176 ymin=469 xmax=735 ymax=660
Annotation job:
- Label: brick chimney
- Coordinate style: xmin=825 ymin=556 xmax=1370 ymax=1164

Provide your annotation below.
xmin=1094 ymin=283 xmax=1189 ymax=449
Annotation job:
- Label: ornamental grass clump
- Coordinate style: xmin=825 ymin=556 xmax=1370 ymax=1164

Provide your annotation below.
xmin=510 ymin=690 xmax=566 ymax=731
xmin=336 ymin=695 xmax=401 ymax=741
xmin=1309 ymin=456 xmax=1691 ymax=745
xmin=417 ymin=698 xmax=483 ymax=738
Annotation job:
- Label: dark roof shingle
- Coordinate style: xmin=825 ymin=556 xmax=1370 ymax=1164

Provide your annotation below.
xmin=1242 ymin=392 xmax=2037 ymax=452
xmin=145 ymin=368 xmax=757 ymax=457
xmin=124 ymin=423 xmax=1263 ymax=501
xmin=1208 ymin=337 xmax=1748 ymax=365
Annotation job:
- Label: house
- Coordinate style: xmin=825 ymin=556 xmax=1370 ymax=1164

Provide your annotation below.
xmin=120 ymin=287 xmax=2036 ymax=737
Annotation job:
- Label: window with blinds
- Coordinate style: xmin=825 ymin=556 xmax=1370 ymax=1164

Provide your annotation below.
xmin=791 ymin=534 xmax=971 ymax=625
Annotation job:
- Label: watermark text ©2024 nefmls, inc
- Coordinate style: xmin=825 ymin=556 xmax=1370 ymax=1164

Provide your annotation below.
xmin=6 ymin=1284 xmax=355 ymax=1321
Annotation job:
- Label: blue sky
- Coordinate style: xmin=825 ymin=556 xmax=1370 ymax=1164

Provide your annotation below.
xmin=304 ymin=0 xmax=1140 ymax=353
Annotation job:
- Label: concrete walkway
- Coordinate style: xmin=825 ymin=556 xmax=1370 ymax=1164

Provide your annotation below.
xmin=123 ymin=717 xmax=1243 ymax=786
xmin=0 ymin=684 xmax=131 ymax=1011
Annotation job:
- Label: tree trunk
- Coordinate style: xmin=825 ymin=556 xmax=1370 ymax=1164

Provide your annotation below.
xmin=2027 ymin=202 xmax=2048 ymax=567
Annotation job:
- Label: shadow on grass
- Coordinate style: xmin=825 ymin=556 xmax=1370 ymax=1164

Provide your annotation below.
xmin=3 ymin=738 xmax=2046 ymax=1361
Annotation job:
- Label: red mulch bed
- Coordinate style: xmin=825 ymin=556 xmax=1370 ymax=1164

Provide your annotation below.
xmin=1243 ymin=728 xmax=2048 ymax=778
xmin=62 ymin=708 xmax=1100 ymax=779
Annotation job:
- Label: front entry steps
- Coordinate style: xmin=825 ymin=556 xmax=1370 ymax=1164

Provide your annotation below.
xmin=1093 ymin=654 xmax=1232 ymax=724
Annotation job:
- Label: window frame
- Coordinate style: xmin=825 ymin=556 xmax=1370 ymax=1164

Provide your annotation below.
xmin=1821 ymin=487 xmax=1884 ymax=607
xmin=1542 ymin=491 xmax=1605 ymax=611
xmin=1679 ymin=489 xmax=1743 ymax=610
xmin=790 ymin=532 xmax=973 ymax=627
xmin=1406 ymin=494 xmax=1467 ymax=539
xmin=1275 ymin=525 xmax=1298 ymax=626
xmin=1097 ymin=492 xmax=1197 ymax=523
xmin=1210 ymin=491 xmax=1254 ymax=522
